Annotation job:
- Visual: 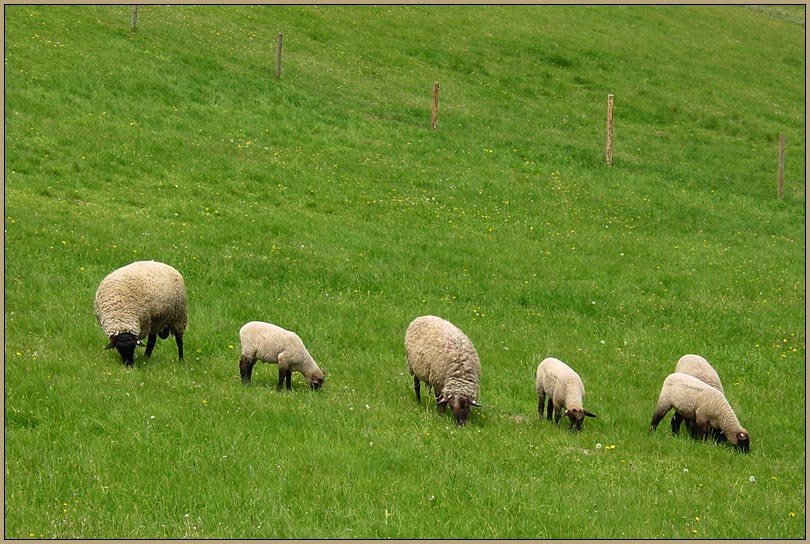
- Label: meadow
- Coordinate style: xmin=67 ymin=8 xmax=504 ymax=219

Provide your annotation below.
xmin=3 ymin=5 xmax=806 ymax=539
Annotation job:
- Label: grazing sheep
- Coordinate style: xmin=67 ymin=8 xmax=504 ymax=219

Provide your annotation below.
xmin=671 ymin=354 xmax=725 ymax=438
xmin=535 ymin=357 xmax=596 ymax=431
xmin=239 ymin=321 xmax=325 ymax=391
xmin=94 ymin=260 xmax=187 ymax=366
xmin=650 ymin=372 xmax=750 ymax=452
xmin=675 ymin=354 xmax=724 ymax=393
xmin=405 ymin=315 xmax=481 ymax=426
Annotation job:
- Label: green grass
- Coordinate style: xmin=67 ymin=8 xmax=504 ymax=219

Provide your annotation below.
xmin=4 ymin=4 xmax=805 ymax=539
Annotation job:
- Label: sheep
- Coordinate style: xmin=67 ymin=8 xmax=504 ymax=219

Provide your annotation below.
xmin=675 ymin=354 xmax=724 ymax=393
xmin=404 ymin=315 xmax=481 ymax=426
xmin=94 ymin=260 xmax=187 ymax=367
xmin=238 ymin=321 xmax=325 ymax=391
xmin=535 ymin=357 xmax=596 ymax=431
xmin=671 ymin=354 xmax=725 ymax=438
xmin=650 ymin=372 xmax=750 ymax=452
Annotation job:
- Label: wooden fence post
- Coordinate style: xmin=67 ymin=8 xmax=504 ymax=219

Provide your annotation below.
xmin=606 ymin=93 xmax=614 ymax=166
xmin=431 ymin=82 xmax=439 ymax=130
xmin=778 ymin=133 xmax=785 ymax=199
xmin=275 ymin=33 xmax=283 ymax=79
xmin=131 ymin=5 xmax=138 ymax=31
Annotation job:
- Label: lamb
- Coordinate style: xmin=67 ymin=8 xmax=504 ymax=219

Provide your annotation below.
xmin=535 ymin=357 xmax=596 ymax=431
xmin=671 ymin=354 xmax=724 ymax=437
xmin=238 ymin=321 xmax=325 ymax=390
xmin=94 ymin=260 xmax=187 ymax=367
xmin=404 ymin=315 xmax=481 ymax=426
xmin=675 ymin=354 xmax=724 ymax=393
xmin=650 ymin=372 xmax=750 ymax=452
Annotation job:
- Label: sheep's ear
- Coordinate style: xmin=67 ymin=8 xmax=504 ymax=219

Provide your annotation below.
xmin=563 ymin=409 xmax=570 ymax=417
xmin=585 ymin=410 xmax=597 ymax=418
xmin=472 ymin=400 xmax=482 ymax=407
xmin=436 ymin=396 xmax=449 ymax=405
xmin=104 ymin=341 xmax=116 ymax=350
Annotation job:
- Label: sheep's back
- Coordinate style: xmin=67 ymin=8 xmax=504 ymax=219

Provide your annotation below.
xmin=240 ymin=321 xmax=302 ymax=362
xmin=536 ymin=357 xmax=580 ymax=397
xmin=675 ymin=354 xmax=724 ymax=394
xmin=660 ymin=372 xmax=718 ymax=418
xmin=95 ymin=261 xmax=186 ymax=338
xmin=405 ymin=316 xmax=480 ymax=393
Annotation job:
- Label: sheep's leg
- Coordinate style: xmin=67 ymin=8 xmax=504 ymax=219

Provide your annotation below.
xmin=670 ymin=413 xmax=683 ymax=435
xmin=284 ymin=370 xmax=292 ymax=390
xmin=175 ymin=333 xmax=184 ymax=361
xmin=691 ymin=417 xmax=709 ymax=440
xmin=546 ymin=398 xmax=554 ymax=421
xmin=239 ymin=356 xmax=256 ymax=385
xmin=414 ymin=376 xmax=421 ymax=403
xmin=553 ymin=404 xmax=563 ymax=425
xmin=688 ymin=420 xmax=705 ymax=440
xmin=537 ymin=391 xmax=545 ymax=422
xmin=277 ymin=368 xmax=291 ymax=391
xmin=144 ymin=333 xmax=157 ymax=357
xmin=649 ymin=404 xmax=670 ymax=431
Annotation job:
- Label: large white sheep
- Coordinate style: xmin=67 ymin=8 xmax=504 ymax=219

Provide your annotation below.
xmin=404 ymin=315 xmax=481 ymax=426
xmin=94 ymin=260 xmax=187 ymax=366
xmin=671 ymin=354 xmax=724 ymax=437
xmin=239 ymin=321 xmax=325 ymax=390
xmin=535 ymin=357 xmax=596 ymax=431
xmin=650 ymin=372 xmax=750 ymax=452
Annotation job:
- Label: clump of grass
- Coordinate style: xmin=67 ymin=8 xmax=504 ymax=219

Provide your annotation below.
xmin=4 ymin=5 xmax=805 ymax=539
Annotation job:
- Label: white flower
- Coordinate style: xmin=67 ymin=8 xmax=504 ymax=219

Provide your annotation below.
xmin=749 ymin=476 xmax=757 ymax=483
xmin=683 ymin=468 xmax=689 ymax=473
xmin=596 ymin=443 xmax=603 ymax=450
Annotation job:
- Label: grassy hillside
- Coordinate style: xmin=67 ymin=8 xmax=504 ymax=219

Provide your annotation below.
xmin=4 ymin=5 xmax=805 ymax=539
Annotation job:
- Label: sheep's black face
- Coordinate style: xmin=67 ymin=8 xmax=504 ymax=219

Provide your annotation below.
xmin=565 ymin=408 xmax=597 ymax=431
xmin=443 ymin=396 xmax=474 ymax=426
xmin=438 ymin=395 xmax=482 ymax=426
xmin=734 ymin=432 xmax=750 ymax=453
xmin=308 ymin=370 xmax=325 ymax=390
xmin=566 ymin=408 xmax=586 ymax=431
xmin=105 ymin=332 xmax=141 ymax=367
xmin=449 ymin=397 xmax=471 ymax=426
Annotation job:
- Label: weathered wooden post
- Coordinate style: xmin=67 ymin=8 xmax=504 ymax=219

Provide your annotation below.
xmin=275 ymin=33 xmax=283 ymax=79
xmin=606 ymin=93 xmax=614 ymax=166
xmin=431 ymin=82 xmax=440 ymax=130
xmin=131 ymin=5 xmax=138 ymax=31
xmin=778 ymin=133 xmax=785 ymax=199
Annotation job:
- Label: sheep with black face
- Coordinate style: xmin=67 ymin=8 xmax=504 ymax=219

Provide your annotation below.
xmin=94 ymin=260 xmax=187 ymax=367
xmin=650 ymin=372 xmax=750 ymax=453
xmin=670 ymin=354 xmax=725 ymax=439
xmin=239 ymin=321 xmax=325 ymax=391
xmin=405 ymin=315 xmax=482 ymax=426
xmin=535 ymin=357 xmax=596 ymax=431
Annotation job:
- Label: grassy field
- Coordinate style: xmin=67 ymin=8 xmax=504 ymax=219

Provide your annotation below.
xmin=4 ymin=5 xmax=806 ymax=539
